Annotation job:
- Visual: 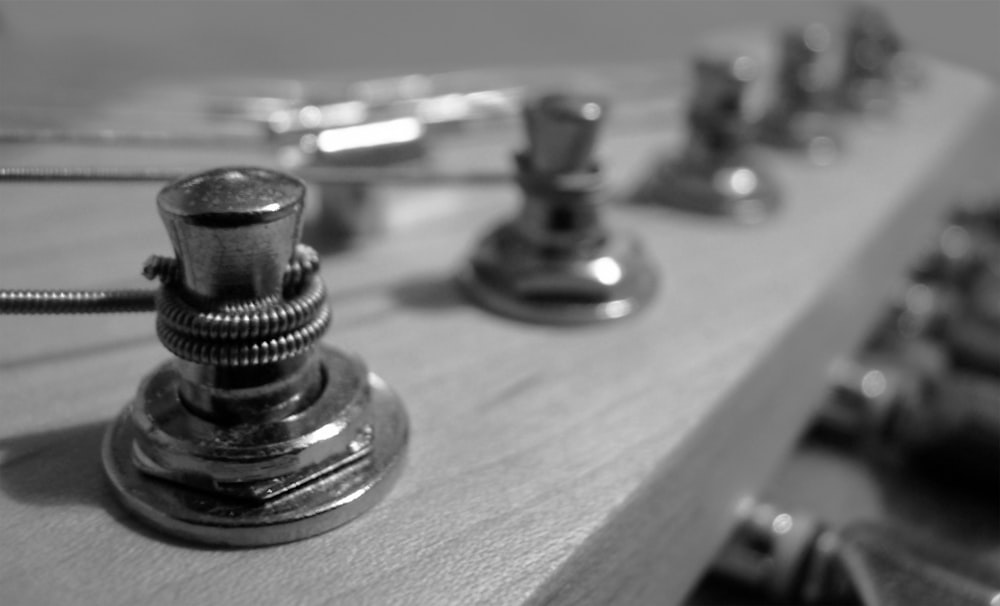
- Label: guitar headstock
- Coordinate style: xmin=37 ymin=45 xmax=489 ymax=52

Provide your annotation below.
xmin=1 ymin=7 xmax=998 ymax=605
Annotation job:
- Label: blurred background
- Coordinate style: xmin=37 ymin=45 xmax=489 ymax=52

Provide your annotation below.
xmin=0 ymin=0 xmax=997 ymax=107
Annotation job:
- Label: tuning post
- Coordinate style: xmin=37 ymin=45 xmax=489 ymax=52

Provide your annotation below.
xmin=1 ymin=167 xmax=410 ymax=546
xmin=631 ymin=52 xmax=781 ymax=223
xmin=837 ymin=3 xmax=916 ymax=114
xmin=458 ymin=92 xmax=658 ymax=324
xmin=757 ymin=24 xmax=842 ymax=165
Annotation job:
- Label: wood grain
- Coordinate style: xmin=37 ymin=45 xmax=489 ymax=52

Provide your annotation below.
xmin=0 ymin=59 xmax=997 ymax=606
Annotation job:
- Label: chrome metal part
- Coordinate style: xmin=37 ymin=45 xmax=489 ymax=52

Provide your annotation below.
xmin=631 ymin=53 xmax=781 ymax=223
xmin=714 ymin=502 xmax=1000 ymax=605
xmin=102 ymin=166 xmax=408 ymax=546
xmin=458 ymin=93 xmax=658 ymax=324
xmin=757 ymin=24 xmax=842 ymax=165
xmin=837 ymin=3 xmax=911 ymax=114
xmin=285 ymin=116 xmax=430 ymax=247
xmin=713 ymin=501 xmax=842 ymax=604
xmin=822 ymin=334 xmax=1000 ymax=487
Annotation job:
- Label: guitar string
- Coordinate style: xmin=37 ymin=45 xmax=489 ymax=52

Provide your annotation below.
xmin=0 ymin=166 xmax=512 ymax=185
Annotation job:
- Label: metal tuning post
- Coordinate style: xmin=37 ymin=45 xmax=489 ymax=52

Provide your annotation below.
xmin=837 ymin=3 xmax=912 ymax=114
xmin=757 ymin=24 xmax=842 ymax=165
xmin=458 ymin=92 xmax=658 ymax=324
xmin=631 ymin=52 xmax=781 ymax=223
xmin=102 ymin=167 xmax=409 ymax=546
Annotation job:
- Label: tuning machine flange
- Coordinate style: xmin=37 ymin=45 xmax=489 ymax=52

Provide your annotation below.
xmin=631 ymin=53 xmax=781 ymax=224
xmin=458 ymin=92 xmax=658 ymax=324
xmin=102 ymin=167 xmax=408 ymax=546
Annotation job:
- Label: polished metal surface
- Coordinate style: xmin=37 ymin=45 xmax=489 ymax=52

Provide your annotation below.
xmin=837 ymin=3 xmax=911 ymax=114
xmin=757 ymin=24 xmax=842 ymax=165
xmin=102 ymin=166 xmax=408 ymax=546
xmin=287 ymin=116 xmax=429 ymax=248
xmin=458 ymin=92 xmax=658 ymax=324
xmin=631 ymin=53 xmax=781 ymax=223
xmin=713 ymin=501 xmax=831 ymax=602
xmin=713 ymin=501 xmax=1000 ymax=605
xmin=103 ymin=365 xmax=408 ymax=547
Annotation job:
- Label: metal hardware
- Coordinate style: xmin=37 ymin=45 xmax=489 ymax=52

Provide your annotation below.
xmin=458 ymin=92 xmax=658 ymax=324
xmin=757 ymin=24 xmax=842 ymax=165
xmin=630 ymin=52 xmax=781 ymax=223
xmin=92 ymin=166 xmax=409 ymax=546
xmin=284 ymin=117 xmax=430 ymax=247
xmin=901 ymin=199 xmax=1000 ymax=376
xmin=837 ymin=3 xmax=913 ymax=114
xmin=823 ymin=336 xmax=1000 ymax=488
xmin=712 ymin=501 xmax=843 ymax=604
xmin=713 ymin=501 xmax=1000 ymax=605
xmin=266 ymin=76 xmax=522 ymax=138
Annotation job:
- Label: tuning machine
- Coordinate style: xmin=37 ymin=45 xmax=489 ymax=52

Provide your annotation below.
xmin=820 ymin=318 xmax=1000 ymax=491
xmin=711 ymin=500 xmax=1000 ymax=605
xmin=836 ymin=3 xmax=917 ymax=115
xmin=757 ymin=23 xmax=842 ymax=165
xmin=458 ymin=92 xmax=658 ymax=324
xmin=631 ymin=52 xmax=781 ymax=223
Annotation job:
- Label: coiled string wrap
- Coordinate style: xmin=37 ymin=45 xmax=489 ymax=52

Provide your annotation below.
xmin=143 ymin=244 xmax=332 ymax=367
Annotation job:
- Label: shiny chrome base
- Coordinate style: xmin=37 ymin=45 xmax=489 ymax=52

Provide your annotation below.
xmin=457 ymin=224 xmax=658 ymax=324
xmin=632 ymin=155 xmax=781 ymax=225
xmin=103 ymin=348 xmax=408 ymax=547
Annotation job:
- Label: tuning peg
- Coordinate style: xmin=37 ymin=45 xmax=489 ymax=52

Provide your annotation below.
xmin=631 ymin=52 xmax=781 ymax=223
xmin=712 ymin=501 xmax=1000 ymax=605
xmin=757 ymin=24 xmax=842 ymax=165
xmin=521 ymin=93 xmax=603 ymax=175
xmin=823 ymin=337 xmax=1000 ymax=490
xmin=837 ymin=3 xmax=913 ymax=114
xmin=103 ymin=166 xmax=409 ymax=546
xmin=458 ymin=92 xmax=658 ymax=324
